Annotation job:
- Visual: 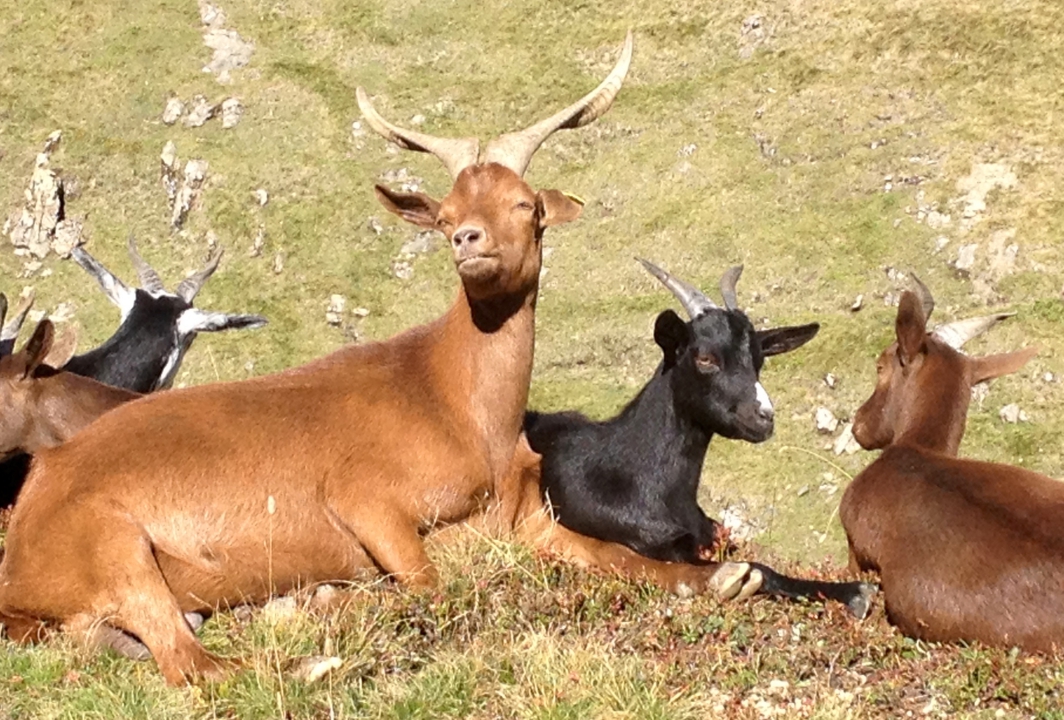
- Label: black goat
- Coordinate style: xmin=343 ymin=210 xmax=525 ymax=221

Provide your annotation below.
xmin=63 ymin=236 xmax=267 ymax=393
xmin=525 ymin=260 xmax=874 ymax=616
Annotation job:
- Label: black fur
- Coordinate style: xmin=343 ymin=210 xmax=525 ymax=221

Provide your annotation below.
xmin=63 ymin=291 xmax=190 ymax=393
xmin=526 ymin=306 xmax=873 ymax=613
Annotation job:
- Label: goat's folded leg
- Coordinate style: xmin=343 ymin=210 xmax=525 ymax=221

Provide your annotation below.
xmin=343 ymin=502 xmax=439 ymax=590
xmin=748 ymin=562 xmax=877 ymax=619
xmin=104 ymin=539 xmax=236 ymax=684
xmin=73 ymin=612 xmax=208 ymax=662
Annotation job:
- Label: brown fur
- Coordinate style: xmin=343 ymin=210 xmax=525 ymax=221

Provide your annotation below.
xmin=840 ymin=289 xmax=1059 ymax=651
xmin=0 ymin=161 xmax=744 ymax=685
xmin=0 ymin=319 xmax=137 ymax=461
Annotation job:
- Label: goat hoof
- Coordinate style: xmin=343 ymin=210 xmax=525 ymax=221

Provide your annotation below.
xmin=846 ymin=582 xmax=878 ymax=620
xmin=185 ymin=612 xmax=205 ymax=633
xmin=96 ymin=625 xmax=152 ymax=662
xmin=734 ymin=568 xmax=763 ymax=602
xmin=708 ymin=562 xmax=750 ymax=600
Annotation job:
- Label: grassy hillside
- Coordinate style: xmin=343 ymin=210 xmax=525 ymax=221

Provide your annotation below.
xmin=1 ymin=0 xmax=1063 ymax=716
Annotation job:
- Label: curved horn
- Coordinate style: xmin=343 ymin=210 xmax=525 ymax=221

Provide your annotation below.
xmin=932 ymin=312 xmax=1015 ymax=350
xmin=481 ymin=30 xmax=634 ymax=177
xmin=1 ymin=290 xmax=35 ymax=353
xmin=719 ymin=265 xmax=743 ymax=310
xmin=356 ymin=88 xmax=480 ymax=180
xmin=910 ymin=274 xmax=934 ymax=322
xmin=637 ymin=257 xmax=717 ymax=319
xmin=127 ymin=235 xmax=166 ymax=295
xmin=176 ymin=247 xmax=224 ymax=303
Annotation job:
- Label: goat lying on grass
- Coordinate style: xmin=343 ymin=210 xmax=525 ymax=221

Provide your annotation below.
xmin=523 ymin=260 xmax=875 ymax=617
xmin=0 ymin=33 xmax=678 ymax=686
xmin=841 ymin=278 xmax=1055 ymax=650
xmin=0 ymin=296 xmax=136 ymax=506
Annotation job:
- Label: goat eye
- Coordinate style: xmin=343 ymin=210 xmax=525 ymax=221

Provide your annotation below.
xmin=515 ymin=200 xmax=535 ymax=212
xmin=436 ymin=217 xmax=453 ymax=229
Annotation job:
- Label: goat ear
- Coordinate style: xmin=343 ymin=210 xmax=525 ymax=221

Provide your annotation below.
xmin=757 ymin=323 xmax=820 ymax=357
xmin=20 ymin=319 xmax=54 ymax=378
xmin=895 ymin=291 xmax=927 ymax=363
xmin=971 ymin=346 xmax=1037 ymax=385
xmin=654 ymin=310 xmax=690 ymax=366
xmin=374 ymin=184 xmax=441 ymax=229
xmin=536 ymin=190 xmax=583 ymax=229
xmin=177 ymin=309 xmax=268 ymax=335
xmin=42 ymin=325 xmax=78 ymax=367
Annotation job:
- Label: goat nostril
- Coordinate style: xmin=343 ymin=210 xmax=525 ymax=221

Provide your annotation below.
xmin=453 ymin=227 xmax=483 ymax=247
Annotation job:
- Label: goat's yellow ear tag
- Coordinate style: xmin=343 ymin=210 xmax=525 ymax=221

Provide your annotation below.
xmin=563 ymin=192 xmax=586 ymax=206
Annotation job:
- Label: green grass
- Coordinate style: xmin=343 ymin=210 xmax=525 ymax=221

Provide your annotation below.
xmin=2 ymin=0 xmax=1064 ymax=715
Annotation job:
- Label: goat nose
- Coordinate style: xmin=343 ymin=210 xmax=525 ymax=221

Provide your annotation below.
xmin=452 ymin=227 xmax=483 ymax=247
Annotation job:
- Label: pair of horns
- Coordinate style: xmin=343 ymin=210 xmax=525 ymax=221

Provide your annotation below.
xmin=356 ymin=30 xmax=634 ymax=180
xmin=0 ymin=291 xmax=35 ymax=356
xmin=125 ymin=235 xmax=221 ymax=302
xmin=637 ymin=258 xmax=742 ymax=319
xmin=910 ymin=275 xmax=1014 ymax=350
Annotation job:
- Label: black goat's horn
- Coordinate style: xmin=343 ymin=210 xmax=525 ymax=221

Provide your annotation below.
xmin=127 ymin=235 xmax=166 ymax=295
xmin=637 ymin=257 xmax=717 ymax=319
xmin=719 ymin=265 xmax=743 ymax=310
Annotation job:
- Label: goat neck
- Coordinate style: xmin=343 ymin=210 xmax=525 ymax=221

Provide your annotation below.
xmin=24 ymin=371 xmax=140 ymax=454
xmin=432 ymin=285 xmax=537 ymax=476
xmin=616 ymin=368 xmax=713 ymax=474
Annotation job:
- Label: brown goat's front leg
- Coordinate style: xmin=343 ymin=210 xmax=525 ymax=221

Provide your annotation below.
xmin=344 ymin=502 xmax=438 ymax=589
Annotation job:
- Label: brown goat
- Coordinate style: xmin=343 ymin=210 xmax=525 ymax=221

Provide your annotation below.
xmin=0 ymin=34 xmax=680 ymax=685
xmin=0 ymin=295 xmax=131 ymax=462
xmin=840 ymin=279 xmax=1059 ymax=651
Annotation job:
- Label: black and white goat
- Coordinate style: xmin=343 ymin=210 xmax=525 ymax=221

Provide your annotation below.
xmin=63 ymin=236 xmax=267 ymax=393
xmin=525 ymin=260 xmax=874 ymax=616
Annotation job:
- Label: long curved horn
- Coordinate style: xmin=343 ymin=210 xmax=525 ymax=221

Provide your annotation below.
xmin=127 ymin=235 xmax=166 ymax=295
xmin=0 ymin=290 xmax=35 ymax=355
xmin=932 ymin=313 xmax=1015 ymax=350
xmin=481 ymin=30 xmax=634 ymax=177
xmin=910 ymin=274 xmax=934 ymax=322
xmin=176 ymin=247 xmax=224 ymax=303
xmin=356 ymin=88 xmax=481 ymax=180
xmin=719 ymin=265 xmax=743 ymax=310
xmin=637 ymin=257 xmax=717 ymax=319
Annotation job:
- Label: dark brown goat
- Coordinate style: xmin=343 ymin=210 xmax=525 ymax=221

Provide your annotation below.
xmin=840 ymin=280 xmax=1057 ymax=651
xmin=0 ymin=295 xmax=133 ymax=463
xmin=0 ymin=34 xmax=647 ymax=685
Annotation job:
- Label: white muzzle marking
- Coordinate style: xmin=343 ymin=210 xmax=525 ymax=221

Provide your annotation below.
xmin=755 ymin=382 xmax=774 ymax=417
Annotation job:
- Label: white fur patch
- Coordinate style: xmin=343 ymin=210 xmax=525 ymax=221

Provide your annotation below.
xmin=755 ymin=382 xmax=774 ymax=416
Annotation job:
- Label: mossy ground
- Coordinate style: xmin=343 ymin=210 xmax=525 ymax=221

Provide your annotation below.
xmin=1 ymin=0 xmax=1062 ymax=716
